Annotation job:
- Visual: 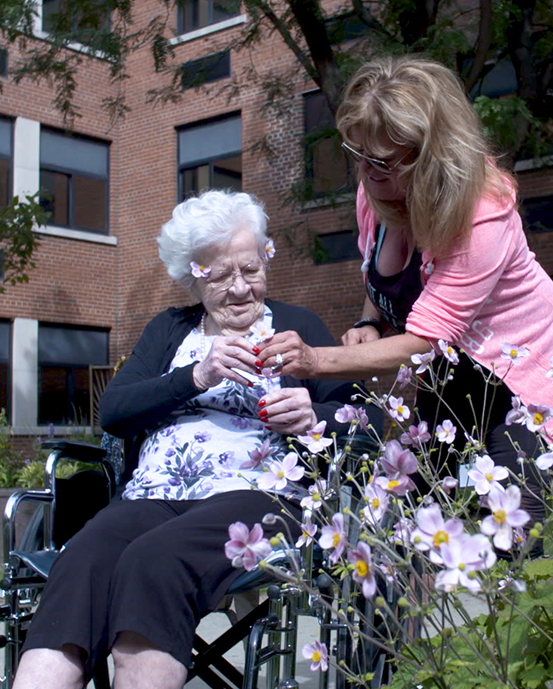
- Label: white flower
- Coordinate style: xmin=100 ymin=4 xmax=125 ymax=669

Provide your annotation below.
xmin=505 ymin=395 xmax=529 ymax=426
xmin=411 ymin=350 xmax=436 ymax=374
xmin=438 ymin=340 xmax=459 ymax=365
xmin=467 ymin=455 xmax=509 ymax=495
xmin=257 ymin=452 xmax=305 ymax=491
xmin=297 ymin=421 xmax=333 ymax=454
xmin=480 ymin=485 xmax=531 ymax=551
xmin=334 ymin=404 xmax=368 ymax=428
xmin=500 ymin=342 xmax=530 ymax=366
xmin=302 ymin=641 xmax=328 ymax=672
xmin=264 ymin=238 xmax=276 ymax=259
xmin=190 ymin=261 xmax=211 ymax=278
xmin=387 ymin=395 xmax=410 ymax=422
xmin=435 ymin=533 xmax=496 ymax=593
xmin=362 ymin=483 xmax=389 ymax=525
xmin=249 ymin=321 xmax=275 ymax=343
xmin=546 ymin=356 xmax=553 ymax=379
xmin=300 ymin=480 xmax=330 ymax=510
xmin=536 ymin=451 xmax=553 ymax=470
xmin=296 ymin=516 xmax=317 ymax=547
xmin=525 ymin=404 xmax=553 ymax=432
xmin=395 ymin=366 xmax=412 ymax=389
xmin=436 ymin=419 xmax=457 ymax=444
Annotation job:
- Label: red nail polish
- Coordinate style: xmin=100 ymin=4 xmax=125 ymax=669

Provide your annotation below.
xmin=256 ymin=368 xmax=262 ymax=375
xmin=265 ymin=425 xmax=272 ymax=430
xmin=258 ymin=399 xmax=266 ymax=407
xmin=259 ymin=409 xmax=268 ymax=417
xmin=255 ymin=359 xmax=263 ymax=367
xmin=252 ymin=346 xmax=260 ymax=355
xmin=248 ymin=381 xmax=254 ymax=387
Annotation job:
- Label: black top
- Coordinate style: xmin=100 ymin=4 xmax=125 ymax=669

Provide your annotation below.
xmin=366 ymin=225 xmax=423 ymax=333
xmin=100 ymin=299 xmax=383 ymax=491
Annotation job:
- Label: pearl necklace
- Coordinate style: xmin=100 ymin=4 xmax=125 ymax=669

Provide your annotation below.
xmin=199 ymin=313 xmax=207 ymax=360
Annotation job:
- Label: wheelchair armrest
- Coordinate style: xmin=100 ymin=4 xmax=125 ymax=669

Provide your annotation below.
xmin=41 ymin=440 xmax=115 ymax=497
xmin=3 ymin=489 xmax=55 ymax=565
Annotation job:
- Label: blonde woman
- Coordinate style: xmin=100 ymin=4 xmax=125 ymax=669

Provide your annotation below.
xmin=259 ymin=55 xmax=553 ymax=521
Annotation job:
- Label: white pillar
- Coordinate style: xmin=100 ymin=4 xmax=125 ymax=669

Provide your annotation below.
xmin=11 ymin=318 xmax=38 ymax=430
xmin=13 ymin=117 xmax=40 ymax=200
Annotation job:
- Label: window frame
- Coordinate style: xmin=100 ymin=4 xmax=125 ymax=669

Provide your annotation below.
xmin=176 ymin=0 xmax=241 ymax=35
xmin=177 ymin=113 xmax=242 ymax=200
xmin=0 ymin=320 xmax=11 ymax=422
xmin=0 ymin=116 xmax=13 ymax=209
xmin=37 ymin=323 xmax=109 ymax=426
xmin=39 ymin=127 xmax=110 ymax=235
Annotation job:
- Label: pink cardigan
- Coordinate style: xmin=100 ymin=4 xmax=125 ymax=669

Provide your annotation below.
xmin=356 ymin=183 xmax=553 ymax=432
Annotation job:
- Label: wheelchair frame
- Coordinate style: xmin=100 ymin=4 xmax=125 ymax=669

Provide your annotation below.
xmin=0 ymin=439 xmax=411 ymax=689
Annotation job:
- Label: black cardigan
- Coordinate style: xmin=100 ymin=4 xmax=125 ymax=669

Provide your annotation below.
xmin=100 ymin=299 xmax=381 ymax=489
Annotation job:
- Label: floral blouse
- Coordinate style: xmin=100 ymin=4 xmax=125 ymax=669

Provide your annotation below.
xmin=122 ymin=307 xmax=300 ymax=501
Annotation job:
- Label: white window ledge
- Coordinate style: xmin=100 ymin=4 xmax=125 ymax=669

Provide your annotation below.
xmin=514 ymin=155 xmax=553 ymax=172
xmin=12 ymin=426 xmax=95 ymax=437
xmin=32 ymin=29 xmax=107 ymax=59
xmin=300 ymin=192 xmax=356 ymax=211
xmin=36 ymin=225 xmax=117 ymax=245
xmin=169 ymin=15 xmax=247 ymax=46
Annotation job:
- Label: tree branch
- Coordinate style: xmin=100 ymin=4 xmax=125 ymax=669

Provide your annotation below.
xmin=464 ymin=0 xmax=493 ymax=93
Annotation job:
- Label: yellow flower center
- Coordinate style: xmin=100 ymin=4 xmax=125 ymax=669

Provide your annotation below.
xmin=199 ymin=265 xmax=206 ymax=271
xmin=485 ymin=473 xmax=494 ymax=481
xmin=312 ymin=491 xmax=320 ymax=501
xmin=388 ymin=480 xmax=399 ymax=490
xmin=510 ymin=349 xmax=518 ymax=359
xmin=302 ymin=530 xmax=310 ymax=538
xmin=312 ymin=651 xmax=321 ymax=662
xmin=397 ymin=405 xmax=404 ymax=415
xmin=533 ymin=412 xmax=544 ymax=425
xmin=458 ymin=563 xmax=466 ymax=571
xmin=494 ymin=509 xmax=507 ymax=524
xmin=312 ymin=433 xmax=322 ymax=441
xmin=332 ymin=533 xmax=341 ymax=547
xmin=371 ymin=498 xmax=380 ymax=509
xmin=433 ymin=530 xmax=449 ymax=547
xmin=356 ymin=561 xmax=369 ymax=577
xmin=277 ymin=470 xmax=285 ymax=478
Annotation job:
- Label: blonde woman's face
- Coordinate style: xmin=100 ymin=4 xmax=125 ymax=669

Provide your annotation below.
xmin=349 ymin=126 xmax=413 ymax=202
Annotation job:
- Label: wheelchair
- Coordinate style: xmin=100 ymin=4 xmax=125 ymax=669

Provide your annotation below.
xmin=0 ymin=437 xmax=414 ymax=689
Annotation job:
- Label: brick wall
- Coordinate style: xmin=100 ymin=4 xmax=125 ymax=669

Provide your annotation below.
xmin=0 ymin=0 xmax=552 ymax=395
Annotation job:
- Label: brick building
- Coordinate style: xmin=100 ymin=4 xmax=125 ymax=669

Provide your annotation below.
xmin=0 ymin=0 xmax=552 ymax=439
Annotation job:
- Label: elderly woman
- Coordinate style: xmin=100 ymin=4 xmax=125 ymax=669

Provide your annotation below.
xmin=13 ymin=190 xmax=377 ymax=689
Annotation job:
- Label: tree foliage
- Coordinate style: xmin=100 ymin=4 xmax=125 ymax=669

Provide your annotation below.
xmin=0 ymin=0 xmax=551 ymax=274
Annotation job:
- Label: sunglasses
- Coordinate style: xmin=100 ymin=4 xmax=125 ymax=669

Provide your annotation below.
xmin=341 ymin=141 xmax=410 ymax=175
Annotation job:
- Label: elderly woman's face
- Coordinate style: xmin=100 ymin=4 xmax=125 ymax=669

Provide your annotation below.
xmin=193 ymin=225 xmax=267 ymax=335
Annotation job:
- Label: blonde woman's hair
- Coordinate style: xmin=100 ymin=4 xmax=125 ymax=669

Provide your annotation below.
xmin=336 ymin=55 xmax=515 ymax=257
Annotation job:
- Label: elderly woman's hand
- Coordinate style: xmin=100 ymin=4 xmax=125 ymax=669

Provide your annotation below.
xmin=257 ymin=331 xmax=319 ymax=379
xmin=193 ymin=335 xmax=258 ymax=390
xmin=257 ymin=387 xmax=317 ymax=435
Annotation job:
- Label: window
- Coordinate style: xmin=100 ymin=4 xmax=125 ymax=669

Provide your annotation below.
xmin=0 ymin=47 xmax=7 ymax=77
xmin=42 ymin=0 xmax=110 ymax=41
xmin=40 ymin=128 xmax=109 ymax=234
xmin=521 ymin=195 xmax=553 ymax=233
xmin=0 ymin=117 xmax=12 ymax=208
xmin=38 ymin=324 xmax=109 ymax=425
xmin=177 ymin=0 xmax=240 ymax=34
xmin=314 ymin=230 xmax=360 ymax=264
xmin=0 ymin=321 xmax=10 ymax=420
xmin=304 ymin=91 xmax=350 ymax=195
xmin=178 ymin=114 xmax=241 ymax=199
xmin=181 ymin=50 xmax=231 ymax=90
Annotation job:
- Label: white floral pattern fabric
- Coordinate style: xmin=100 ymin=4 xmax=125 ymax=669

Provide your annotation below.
xmin=123 ymin=307 xmax=302 ymax=501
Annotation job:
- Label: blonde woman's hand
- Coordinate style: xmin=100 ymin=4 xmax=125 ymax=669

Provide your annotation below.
xmin=257 ymin=331 xmax=319 ymax=379
xmin=341 ymin=325 xmax=381 ymax=346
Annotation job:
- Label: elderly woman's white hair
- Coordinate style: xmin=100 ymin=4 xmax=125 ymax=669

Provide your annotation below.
xmin=158 ymin=189 xmax=269 ymax=290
